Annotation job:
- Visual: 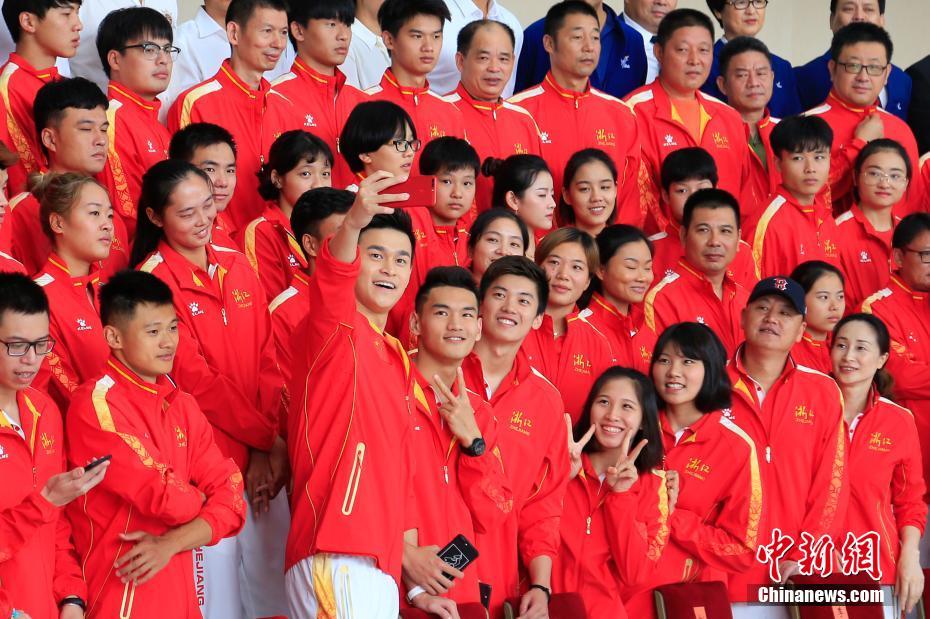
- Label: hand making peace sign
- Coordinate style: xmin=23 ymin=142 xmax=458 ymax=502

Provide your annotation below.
xmin=431 ymin=368 xmax=482 ymax=447
xmin=605 ymin=428 xmax=648 ymax=493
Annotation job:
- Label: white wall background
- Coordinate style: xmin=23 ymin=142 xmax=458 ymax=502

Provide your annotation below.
xmin=177 ymin=0 xmax=929 ymax=69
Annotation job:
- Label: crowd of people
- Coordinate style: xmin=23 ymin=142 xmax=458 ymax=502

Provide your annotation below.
xmin=1 ymin=0 xmax=929 ymax=617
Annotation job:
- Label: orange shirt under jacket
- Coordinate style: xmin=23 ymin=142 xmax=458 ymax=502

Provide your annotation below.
xmin=406 ymin=366 xmax=513 ymax=605
xmin=0 ymin=388 xmax=85 ymax=619
xmin=726 ymin=348 xmax=848 ymax=601
xmin=447 ymin=83 xmax=543 ymax=214
xmin=285 ymin=240 xmax=416 ymax=581
xmin=583 ymin=293 xmax=657 ymax=373
xmin=624 ymin=411 xmax=763 ymax=619
xmin=461 ymin=352 xmax=568 ymax=613
xmin=861 ymin=275 xmax=930 ymax=500
xmin=644 ymin=258 xmax=750 ymax=356
xmin=843 ymin=389 xmax=927 ymax=585
xmin=509 ymin=73 xmax=642 ymax=223
xmin=519 ymin=308 xmax=616 ymax=424
xmin=139 ymin=241 xmax=283 ymax=470
xmin=101 ymin=82 xmax=170 ymax=239
xmin=553 ymin=459 xmax=670 ymax=619
xmin=66 ymin=358 xmax=245 ymax=619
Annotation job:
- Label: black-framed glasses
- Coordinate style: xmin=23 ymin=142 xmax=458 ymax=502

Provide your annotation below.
xmin=727 ymin=0 xmax=769 ymax=9
xmin=391 ymin=138 xmax=422 ymax=153
xmin=836 ymin=61 xmax=887 ymax=76
xmin=903 ymin=248 xmax=930 ymax=264
xmin=1 ymin=338 xmax=55 ymax=357
xmin=120 ymin=42 xmax=181 ymax=61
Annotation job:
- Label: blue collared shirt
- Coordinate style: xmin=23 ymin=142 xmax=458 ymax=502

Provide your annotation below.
xmin=514 ymin=2 xmax=647 ymax=99
xmin=702 ymin=38 xmax=802 ymax=118
xmin=795 ymin=49 xmax=912 ymax=120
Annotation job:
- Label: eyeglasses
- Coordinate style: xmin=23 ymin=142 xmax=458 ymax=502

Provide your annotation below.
xmin=726 ymin=0 xmax=769 ymax=9
xmin=836 ymin=61 xmax=887 ymax=76
xmin=391 ymin=139 xmax=422 ymax=153
xmin=1 ymin=338 xmax=55 ymax=357
xmin=902 ymin=248 xmax=930 ymax=264
xmin=861 ymin=169 xmax=908 ymax=186
xmin=120 ymin=42 xmax=181 ymax=61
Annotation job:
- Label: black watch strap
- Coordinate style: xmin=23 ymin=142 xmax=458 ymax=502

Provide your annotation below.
xmin=529 ymin=583 xmax=551 ymax=603
xmin=60 ymin=596 xmax=87 ymax=611
xmin=460 ymin=436 xmax=486 ymax=457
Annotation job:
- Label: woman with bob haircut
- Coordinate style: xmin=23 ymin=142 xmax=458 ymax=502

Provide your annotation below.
xmin=624 ymin=322 xmax=764 ymax=619
xmin=831 ymin=313 xmax=925 ymax=617
xmin=339 ymin=100 xmax=419 ymax=185
xmin=789 ymin=260 xmax=846 ymax=374
xmin=553 ymin=366 xmax=671 ymax=618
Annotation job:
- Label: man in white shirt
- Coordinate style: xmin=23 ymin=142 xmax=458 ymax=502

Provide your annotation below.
xmin=622 ymin=0 xmax=676 ymax=84
xmin=162 ymin=0 xmax=294 ymax=115
xmin=428 ymin=0 xmax=523 ymax=97
xmin=341 ymin=0 xmax=390 ymax=90
xmin=70 ymin=0 xmax=178 ymax=89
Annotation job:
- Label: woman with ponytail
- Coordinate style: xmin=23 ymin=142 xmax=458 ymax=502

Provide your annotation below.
xmin=32 ymin=173 xmax=114 ymax=410
xmin=831 ymin=313 xmax=926 ymax=617
xmin=484 ymin=154 xmax=555 ymax=258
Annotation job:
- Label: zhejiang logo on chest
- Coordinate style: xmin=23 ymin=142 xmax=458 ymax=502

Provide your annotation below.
xmin=595 ymin=128 xmax=616 ymax=147
xmin=509 ymin=411 xmax=532 ymax=436
xmin=572 ymin=353 xmax=591 ymax=375
xmin=794 ymin=405 xmax=814 ymax=425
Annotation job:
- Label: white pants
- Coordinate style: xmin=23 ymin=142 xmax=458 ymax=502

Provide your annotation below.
xmin=196 ymin=491 xmax=291 ymax=619
xmin=285 ymin=553 xmax=399 ymax=619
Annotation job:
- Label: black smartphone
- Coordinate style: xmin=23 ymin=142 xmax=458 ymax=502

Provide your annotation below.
xmin=83 ymin=455 xmax=112 ymax=472
xmin=437 ymin=534 xmax=479 ymax=580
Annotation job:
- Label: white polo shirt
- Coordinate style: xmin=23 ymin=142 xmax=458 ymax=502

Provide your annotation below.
xmin=341 ymin=19 xmax=391 ymax=91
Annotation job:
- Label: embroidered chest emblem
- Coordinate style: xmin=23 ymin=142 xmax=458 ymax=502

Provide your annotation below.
xmin=287 ymin=254 xmax=299 ymax=267
xmin=572 ymin=353 xmax=592 ymax=375
xmin=663 ymin=134 xmax=677 ymax=147
xmin=859 ymin=251 xmax=872 ymax=263
xmin=175 ymin=425 xmax=188 ymax=448
xmin=794 ymin=405 xmax=815 ymax=425
xmin=867 ymin=432 xmax=892 ymax=453
xmin=513 ymin=142 xmax=528 ymax=155
xmin=713 ymin=132 xmax=730 ymax=149
xmin=595 ymin=128 xmax=616 ymax=147
xmin=685 ymin=457 xmax=711 ymax=480
xmin=232 ymin=289 xmax=253 ymax=308
xmin=147 ymin=140 xmax=157 ymax=153
xmin=188 ymin=302 xmax=204 ymax=317
xmin=40 ymin=432 xmax=55 ymax=454
xmin=621 ymin=55 xmax=631 ymax=69
xmin=429 ymin=125 xmax=446 ymax=139
xmin=509 ymin=410 xmax=533 ymax=436
xmin=76 ymin=318 xmax=92 ymax=332
xmin=305 ymin=114 xmax=316 ymax=127
xmin=0 ymin=445 xmax=7 ymax=460
xmin=695 ymin=316 xmax=706 ymax=325
xmin=540 ymin=132 xmax=551 ymax=144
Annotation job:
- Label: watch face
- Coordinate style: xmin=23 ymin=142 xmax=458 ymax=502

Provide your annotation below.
xmin=472 ymin=438 xmax=486 ymax=456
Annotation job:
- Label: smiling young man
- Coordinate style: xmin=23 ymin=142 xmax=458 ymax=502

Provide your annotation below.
xmin=0 ymin=0 xmax=82 ymax=194
xmin=726 ymin=276 xmax=848 ymax=617
xmin=460 ymin=255 xmax=567 ymax=618
xmin=510 ymin=0 xmax=641 ymax=215
xmin=6 ymin=77 xmax=130 ymax=276
xmin=284 ymin=172 xmax=417 ymax=618
xmin=626 ymin=8 xmax=751 ymax=233
xmin=96 ymin=7 xmax=174 ymax=239
xmin=805 ymin=22 xmax=923 ymax=215
xmin=168 ymin=0 xmax=292 ymax=233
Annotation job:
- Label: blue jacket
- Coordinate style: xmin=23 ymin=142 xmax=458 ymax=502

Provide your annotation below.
xmin=702 ymin=38 xmax=802 ymax=118
xmin=515 ymin=3 xmax=646 ymax=99
xmin=795 ymin=49 xmax=912 ymax=120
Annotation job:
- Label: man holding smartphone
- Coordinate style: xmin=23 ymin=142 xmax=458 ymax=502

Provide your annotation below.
xmin=402 ymin=266 xmax=513 ymax=614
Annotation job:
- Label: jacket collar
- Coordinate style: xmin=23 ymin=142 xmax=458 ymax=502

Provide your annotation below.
xmin=889 ymin=274 xmax=928 ymax=303
xmin=292 ymin=57 xmax=347 ymax=91
xmin=157 ymin=240 xmax=227 ymax=293
xmin=381 ymin=68 xmax=431 ymax=100
xmin=7 ymin=53 xmax=59 ymax=82
xmin=542 ymin=72 xmax=591 ymax=105
xmin=453 ymin=82 xmax=504 ymax=116
xmin=108 ymin=81 xmax=162 ymax=118
xmin=218 ymin=59 xmax=271 ymax=100
xmin=46 ymin=252 xmax=103 ymax=290
xmin=105 ymin=356 xmax=174 ymax=398
xmin=827 ymin=89 xmax=878 ymax=115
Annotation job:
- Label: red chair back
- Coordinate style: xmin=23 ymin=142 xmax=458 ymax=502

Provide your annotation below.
xmin=653 ymin=581 xmax=734 ymax=619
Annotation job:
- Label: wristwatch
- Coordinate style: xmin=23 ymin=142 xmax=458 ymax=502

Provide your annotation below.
xmin=59 ymin=596 xmax=87 ymax=612
xmin=460 ymin=436 xmax=486 ymax=457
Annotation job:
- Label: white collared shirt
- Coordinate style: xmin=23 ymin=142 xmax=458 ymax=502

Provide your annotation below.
xmin=428 ymin=0 xmax=524 ymax=98
xmin=70 ymin=0 xmax=179 ymax=90
xmin=341 ymin=19 xmax=391 ymax=91
xmin=622 ymin=12 xmax=659 ymax=84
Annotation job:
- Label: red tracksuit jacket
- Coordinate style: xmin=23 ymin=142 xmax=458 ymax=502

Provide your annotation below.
xmin=461 ymin=352 xmax=568 ymax=613
xmin=33 ymin=255 xmax=110 ymax=411
xmin=447 ymin=83 xmax=542 ymax=214
xmin=553 ymin=460 xmax=670 ymax=619
xmin=407 ymin=366 xmax=513 ymax=605
xmin=100 ymin=83 xmax=170 ymax=239
xmin=386 ymin=206 xmax=471 ymax=348
xmin=747 ymin=188 xmax=841 ymax=279
xmin=583 ymin=292 xmax=656 ymax=373
xmin=644 ymin=258 xmax=750 ymax=356
xmin=138 ymin=241 xmax=282 ymax=470
xmin=861 ymin=275 xmax=930 ymax=497
xmin=509 ymin=74 xmax=642 ymax=223
xmin=743 ymin=112 xmax=781 ymax=221
xmin=843 ymin=389 xmax=927 ymax=585
xmin=625 ymin=81 xmax=751 ymax=233
xmin=790 ymin=334 xmax=833 ymax=375
xmin=269 ymin=59 xmax=367 ymax=189
xmin=7 ymin=191 xmax=130 ymax=277
xmin=285 ymin=240 xmax=416 ymax=580
xmin=365 ymin=70 xmax=466 ymax=170
xmin=0 ymin=54 xmax=58 ymax=193
xmin=649 ymin=224 xmax=757 ymax=290
xmin=834 ymin=205 xmax=900 ymax=309
xmin=624 ymin=411 xmax=764 ymax=619
xmin=726 ymin=348 xmax=848 ymax=601
xmin=66 ymin=358 xmax=246 ymax=619
xmin=268 ymin=270 xmax=310 ymax=389
xmin=0 ymin=387 xmax=85 ymax=619
xmin=168 ymin=61 xmax=291 ymax=232
xmin=806 ymin=91 xmax=923 ymax=215
xmin=240 ymin=203 xmax=307 ymax=300
xmin=520 ymin=308 xmax=616 ymax=424
xmin=0 ymin=250 xmax=25 ymax=274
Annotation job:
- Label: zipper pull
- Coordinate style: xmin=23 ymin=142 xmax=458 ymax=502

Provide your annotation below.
xmin=221 ymin=308 xmax=228 ymax=325
xmin=492 ymin=108 xmax=497 ymax=121
xmin=443 ymin=465 xmax=449 ymax=484
xmin=585 ymin=516 xmax=592 ymax=535
xmin=765 ymin=446 xmax=772 ymax=463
